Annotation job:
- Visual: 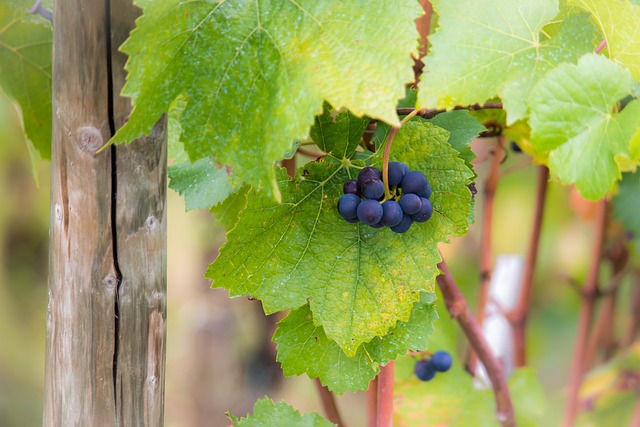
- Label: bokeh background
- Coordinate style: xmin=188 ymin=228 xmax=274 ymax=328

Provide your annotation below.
xmin=0 ymin=88 xmax=633 ymax=426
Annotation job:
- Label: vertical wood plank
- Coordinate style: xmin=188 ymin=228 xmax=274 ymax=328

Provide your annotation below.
xmin=45 ymin=0 xmax=167 ymax=425
xmin=45 ymin=0 xmax=117 ymax=425
xmin=110 ymin=1 xmax=167 ymax=424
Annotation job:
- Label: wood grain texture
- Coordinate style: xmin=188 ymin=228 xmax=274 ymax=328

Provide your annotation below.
xmin=44 ymin=0 xmax=167 ymax=425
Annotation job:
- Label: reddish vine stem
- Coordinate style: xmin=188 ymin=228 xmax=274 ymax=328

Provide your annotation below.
xmin=412 ymin=0 xmax=433 ymax=84
xmin=512 ymin=165 xmax=549 ymax=367
xmin=367 ymin=378 xmax=378 ymax=427
xmin=314 ymin=379 xmax=346 ymax=427
xmin=281 ymin=158 xmax=296 ymax=177
xmin=563 ymin=200 xmax=608 ymax=427
xmin=470 ymin=136 xmax=505 ymax=371
xmin=585 ymin=240 xmax=629 ymax=368
xmin=376 ymin=362 xmax=395 ymax=427
xmin=595 ymin=39 xmax=607 ymax=54
xmin=437 ymin=258 xmax=515 ymax=427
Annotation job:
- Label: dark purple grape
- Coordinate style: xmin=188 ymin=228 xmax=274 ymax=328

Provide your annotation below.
xmin=361 ymin=178 xmax=384 ymax=200
xmin=510 ymin=141 xmax=522 ymax=153
xmin=357 ymin=199 xmax=383 ymax=226
xmin=390 ymin=214 xmax=413 ymax=233
xmin=414 ymin=359 xmax=436 ymax=381
xmin=338 ymin=194 xmax=361 ymax=222
xmin=399 ymin=193 xmax=422 ymax=215
xmin=401 ymin=171 xmax=432 ymax=199
xmin=343 ymin=179 xmax=360 ymax=196
xmin=380 ymin=201 xmax=403 ymax=227
xmin=411 ymin=198 xmax=433 ymax=222
xmin=357 ymin=166 xmax=381 ymax=186
xmin=431 ymin=351 xmax=452 ymax=372
xmin=387 ymin=162 xmax=408 ymax=186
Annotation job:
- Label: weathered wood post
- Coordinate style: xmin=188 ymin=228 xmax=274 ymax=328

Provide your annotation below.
xmin=44 ymin=0 xmax=166 ymax=425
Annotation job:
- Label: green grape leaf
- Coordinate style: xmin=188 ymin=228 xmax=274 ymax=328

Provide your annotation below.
xmin=613 ymin=171 xmax=640 ymax=250
xmin=168 ymin=159 xmax=236 ymax=211
xmin=273 ymin=294 xmax=437 ymax=394
xmin=419 ymin=0 xmax=595 ymax=124
xmin=229 ymin=397 xmax=334 ymax=427
xmin=110 ymin=0 xmax=421 ymax=199
xmin=426 ymin=110 xmax=485 ymax=168
xmin=571 ymin=0 xmax=640 ymax=80
xmin=207 ymin=121 xmax=473 ymax=356
xmin=310 ymin=105 xmax=369 ymax=158
xmin=529 ymin=53 xmax=640 ymax=200
xmin=210 ymin=185 xmax=249 ymax=231
xmin=0 ymin=2 xmax=51 ymax=158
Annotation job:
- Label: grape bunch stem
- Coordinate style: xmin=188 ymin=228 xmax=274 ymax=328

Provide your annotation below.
xmin=381 ymin=109 xmax=420 ymax=201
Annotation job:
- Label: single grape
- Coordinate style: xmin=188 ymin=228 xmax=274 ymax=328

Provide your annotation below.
xmin=431 ymin=351 xmax=453 ymax=372
xmin=357 ymin=199 xmax=383 ymax=226
xmin=358 ymin=166 xmax=381 ymax=186
xmin=338 ymin=194 xmax=361 ymax=222
xmin=390 ymin=214 xmax=413 ymax=233
xmin=411 ymin=198 xmax=433 ymax=222
xmin=387 ymin=162 xmax=408 ymax=186
xmin=414 ymin=359 xmax=436 ymax=382
xmin=399 ymin=193 xmax=422 ymax=215
xmin=380 ymin=201 xmax=403 ymax=227
xmin=361 ymin=178 xmax=385 ymax=200
xmin=401 ymin=171 xmax=432 ymax=199
xmin=343 ymin=179 xmax=360 ymax=196
xmin=510 ymin=141 xmax=522 ymax=153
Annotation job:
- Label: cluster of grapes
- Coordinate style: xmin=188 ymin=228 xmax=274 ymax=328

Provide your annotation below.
xmin=414 ymin=350 xmax=453 ymax=382
xmin=337 ymin=163 xmax=433 ymax=233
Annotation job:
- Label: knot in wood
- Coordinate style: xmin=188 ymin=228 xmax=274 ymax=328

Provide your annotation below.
xmin=102 ymin=275 xmax=118 ymax=290
xmin=76 ymin=126 xmax=103 ymax=154
xmin=145 ymin=215 xmax=157 ymax=231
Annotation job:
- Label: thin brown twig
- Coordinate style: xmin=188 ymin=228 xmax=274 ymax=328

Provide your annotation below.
xmin=512 ymin=166 xmax=549 ymax=367
xmin=376 ymin=362 xmax=394 ymax=427
xmin=563 ymin=200 xmax=608 ymax=427
xmin=314 ymin=379 xmax=346 ymax=427
xmin=397 ymin=102 xmax=503 ymax=118
xmin=437 ymin=258 xmax=515 ymax=427
xmin=470 ymin=136 xmax=505 ymax=371
xmin=621 ymin=270 xmax=640 ymax=349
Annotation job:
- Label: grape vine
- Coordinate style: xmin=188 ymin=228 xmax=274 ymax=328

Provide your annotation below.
xmin=2 ymin=0 xmax=640 ymax=425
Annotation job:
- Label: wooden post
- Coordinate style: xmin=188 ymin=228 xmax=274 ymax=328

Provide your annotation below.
xmin=44 ymin=0 xmax=167 ymax=425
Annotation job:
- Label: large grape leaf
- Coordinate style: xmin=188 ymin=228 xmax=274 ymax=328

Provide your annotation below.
xmin=273 ymin=294 xmax=437 ymax=394
xmin=418 ymin=0 xmax=595 ymax=124
xmin=110 ymin=0 xmax=421 ymax=199
xmin=228 ymin=397 xmax=334 ymax=427
xmin=207 ymin=120 xmax=474 ymax=356
xmin=613 ymin=171 xmax=640 ymax=250
xmin=571 ymin=0 xmax=640 ymax=80
xmin=529 ymin=54 xmax=640 ymax=200
xmin=0 ymin=2 xmax=51 ymax=158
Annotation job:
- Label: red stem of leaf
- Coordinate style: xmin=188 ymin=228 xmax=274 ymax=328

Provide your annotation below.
xmin=314 ymin=379 xmax=346 ymax=427
xmin=367 ymin=378 xmax=378 ymax=427
xmin=595 ymin=39 xmax=607 ymax=54
xmin=376 ymin=362 xmax=394 ymax=427
xmin=512 ymin=166 xmax=549 ymax=367
xmin=563 ymin=200 xmax=608 ymax=427
xmin=631 ymin=394 xmax=640 ymax=427
xmin=437 ymin=258 xmax=515 ymax=427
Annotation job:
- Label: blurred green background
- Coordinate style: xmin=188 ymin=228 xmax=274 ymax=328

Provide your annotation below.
xmin=0 ymin=88 xmax=636 ymax=426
